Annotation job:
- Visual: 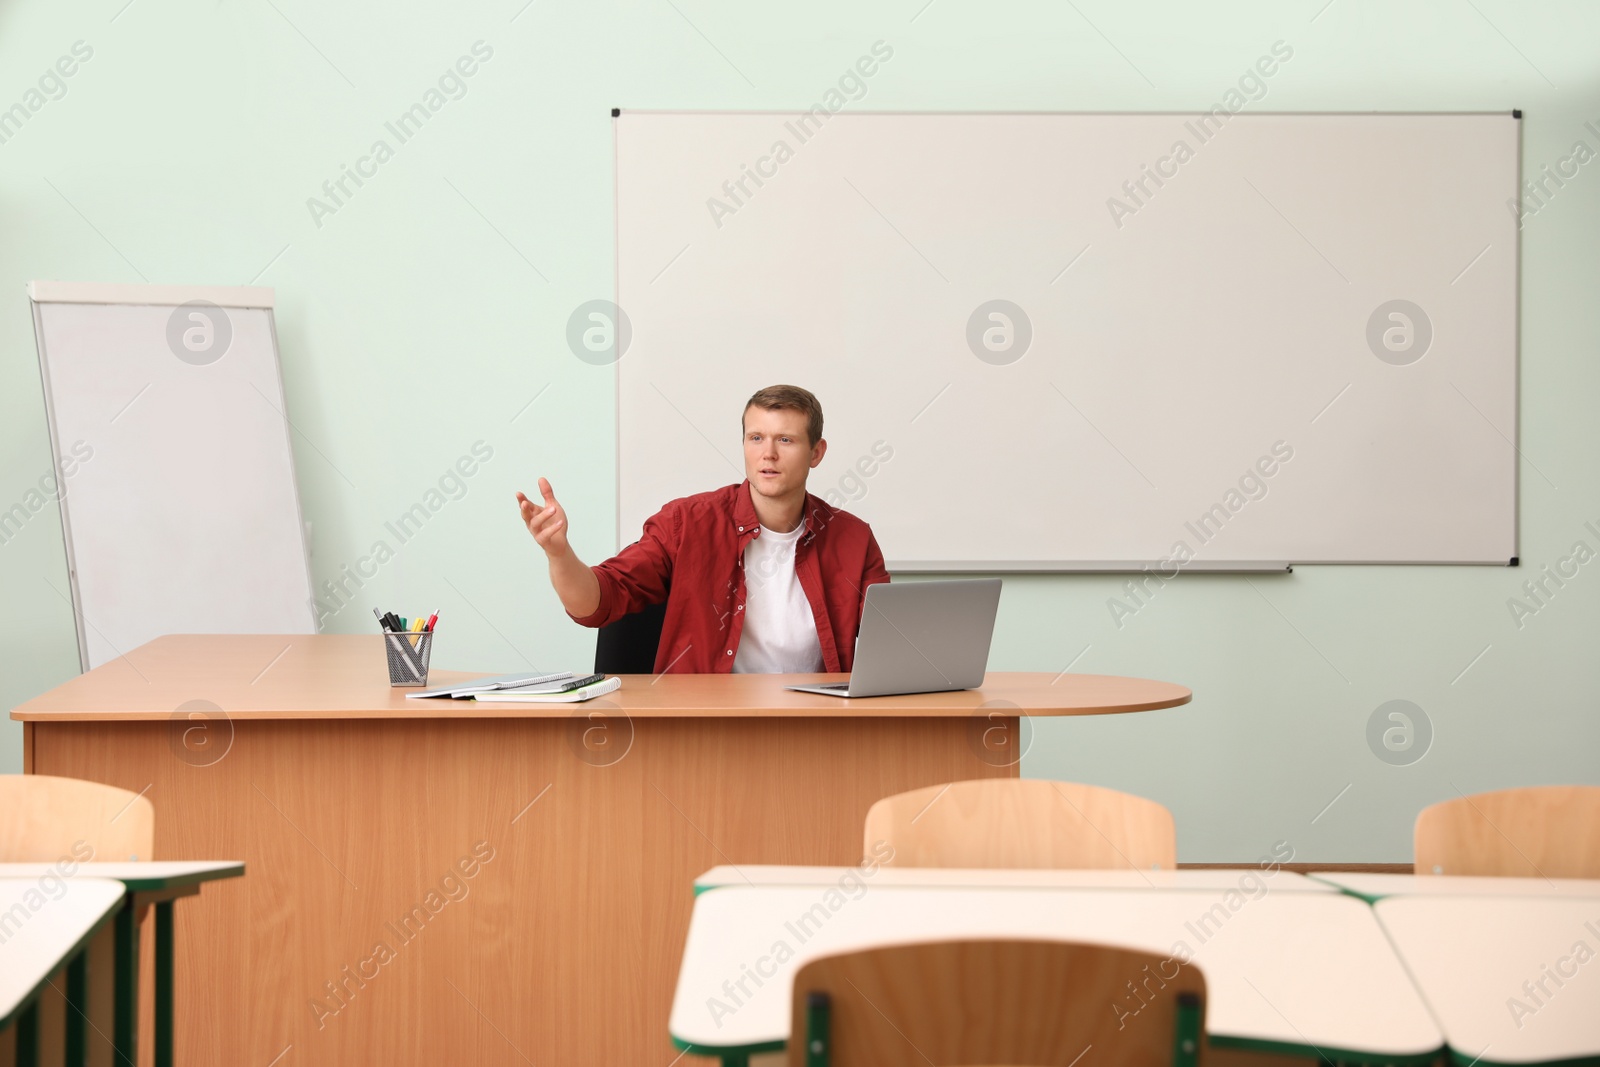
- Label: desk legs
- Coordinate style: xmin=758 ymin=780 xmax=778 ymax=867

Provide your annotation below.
xmin=66 ymin=954 xmax=88 ymax=1067
xmin=72 ymin=894 xmax=173 ymax=1067
xmin=6 ymin=944 xmax=108 ymax=1067
xmin=9 ymin=956 xmax=95 ymax=1067
xmin=156 ymin=900 xmax=175 ymax=1067
xmin=15 ymin=1002 xmax=38 ymax=1067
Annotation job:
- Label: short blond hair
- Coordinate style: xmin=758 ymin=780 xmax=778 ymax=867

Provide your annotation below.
xmin=743 ymin=385 xmax=823 ymax=446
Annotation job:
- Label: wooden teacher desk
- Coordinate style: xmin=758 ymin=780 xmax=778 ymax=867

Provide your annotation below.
xmin=12 ymin=633 xmax=1190 ymax=1067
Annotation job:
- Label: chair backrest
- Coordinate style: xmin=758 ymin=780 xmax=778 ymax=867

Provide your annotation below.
xmin=789 ymin=938 xmax=1205 ymax=1067
xmin=864 ymin=778 xmax=1176 ymax=870
xmin=0 ymin=774 xmax=155 ymax=862
xmin=593 ymin=600 xmax=668 ymax=674
xmin=1414 ymin=785 xmax=1600 ymax=877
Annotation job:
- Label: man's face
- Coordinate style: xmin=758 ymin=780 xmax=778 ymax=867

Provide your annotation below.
xmin=742 ymin=406 xmax=825 ymax=500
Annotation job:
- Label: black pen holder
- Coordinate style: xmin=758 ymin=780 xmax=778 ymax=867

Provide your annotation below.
xmin=382 ymin=629 xmax=433 ymax=687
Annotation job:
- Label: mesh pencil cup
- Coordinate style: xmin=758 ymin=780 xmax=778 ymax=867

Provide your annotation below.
xmin=383 ymin=628 xmax=433 ymax=687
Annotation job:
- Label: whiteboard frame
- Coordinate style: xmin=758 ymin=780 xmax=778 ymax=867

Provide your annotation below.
xmin=28 ymin=281 xmax=316 ymax=671
xmin=27 ymin=279 xmax=275 ymax=308
xmin=611 ymin=110 xmax=1522 ymax=571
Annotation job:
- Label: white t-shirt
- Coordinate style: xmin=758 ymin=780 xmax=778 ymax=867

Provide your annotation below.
xmin=732 ymin=521 xmax=824 ymax=674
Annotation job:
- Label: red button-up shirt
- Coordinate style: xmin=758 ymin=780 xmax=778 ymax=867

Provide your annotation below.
xmin=569 ymin=481 xmax=890 ymax=673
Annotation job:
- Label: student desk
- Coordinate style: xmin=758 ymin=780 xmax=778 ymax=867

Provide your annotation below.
xmin=0 ymin=861 xmax=243 ymax=1067
xmin=1312 ymin=876 xmax=1600 ymax=1066
xmin=0 ymin=876 xmax=124 ymax=1067
xmin=11 ymin=633 xmax=1189 ymax=1067
xmin=670 ymin=881 xmax=1444 ymax=1065
xmin=1377 ymin=896 xmax=1600 ymax=1066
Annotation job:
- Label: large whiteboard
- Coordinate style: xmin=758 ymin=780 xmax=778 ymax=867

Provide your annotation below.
xmin=615 ymin=112 xmax=1519 ymax=567
xmin=30 ymin=281 xmax=315 ymax=669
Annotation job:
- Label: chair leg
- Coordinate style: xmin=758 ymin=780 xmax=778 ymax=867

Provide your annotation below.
xmin=1172 ymin=992 xmax=1203 ymax=1067
xmin=805 ymin=991 xmax=831 ymax=1067
xmin=156 ymin=900 xmax=175 ymax=1067
xmin=114 ymin=901 xmax=138 ymax=1067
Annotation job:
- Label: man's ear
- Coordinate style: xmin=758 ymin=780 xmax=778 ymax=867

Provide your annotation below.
xmin=810 ymin=437 xmax=827 ymax=468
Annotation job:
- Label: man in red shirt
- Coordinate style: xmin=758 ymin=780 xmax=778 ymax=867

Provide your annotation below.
xmin=516 ymin=385 xmax=890 ymax=674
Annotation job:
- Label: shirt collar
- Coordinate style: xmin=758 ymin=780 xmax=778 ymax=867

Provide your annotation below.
xmin=734 ymin=480 xmax=833 ymax=544
xmin=734 ymin=480 xmax=760 ymax=533
xmin=801 ymin=494 xmax=833 ymax=546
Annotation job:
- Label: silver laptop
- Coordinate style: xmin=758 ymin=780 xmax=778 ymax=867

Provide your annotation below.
xmin=786 ymin=578 xmax=1002 ymax=698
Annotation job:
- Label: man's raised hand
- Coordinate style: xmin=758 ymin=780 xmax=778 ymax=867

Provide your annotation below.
xmin=516 ymin=478 xmax=571 ymax=557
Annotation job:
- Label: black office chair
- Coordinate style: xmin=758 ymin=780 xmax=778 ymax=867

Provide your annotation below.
xmin=593 ymin=600 xmax=668 ymax=674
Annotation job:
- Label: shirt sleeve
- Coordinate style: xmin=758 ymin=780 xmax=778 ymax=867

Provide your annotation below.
xmin=567 ymin=502 xmax=678 ymax=628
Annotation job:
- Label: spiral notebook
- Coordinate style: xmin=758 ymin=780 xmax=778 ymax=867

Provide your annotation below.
xmin=472 ymin=676 xmax=621 ymax=703
xmin=404 ymin=671 xmax=577 ymax=699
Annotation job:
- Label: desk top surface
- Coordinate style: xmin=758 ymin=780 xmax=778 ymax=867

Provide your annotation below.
xmin=12 ymin=634 xmax=1192 ymax=721
xmin=1314 ymin=872 xmax=1600 ymax=901
xmin=0 ymin=876 xmax=124 ymax=1028
xmin=0 ymin=861 xmax=244 ymax=891
xmin=695 ymin=864 xmax=1335 ymax=892
xmin=671 ymin=884 xmax=1442 ymax=1060
xmin=1375 ymin=895 xmax=1600 ymax=1065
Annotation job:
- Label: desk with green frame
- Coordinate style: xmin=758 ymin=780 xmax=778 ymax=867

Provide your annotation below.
xmin=0 ymin=861 xmax=243 ymax=1067
xmin=669 ymin=868 xmax=1445 ymax=1066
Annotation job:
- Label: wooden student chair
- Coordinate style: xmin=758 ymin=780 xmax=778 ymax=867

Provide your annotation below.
xmin=1414 ymin=784 xmax=1600 ymax=877
xmin=790 ymin=939 xmax=1205 ymax=1067
xmin=0 ymin=773 xmax=154 ymax=862
xmin=864 ymin=778 xmax=1177 ymax=870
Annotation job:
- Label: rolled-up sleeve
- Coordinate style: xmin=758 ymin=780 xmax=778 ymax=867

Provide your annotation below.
xmin=567 ymin=503 xmax=678 ymax=628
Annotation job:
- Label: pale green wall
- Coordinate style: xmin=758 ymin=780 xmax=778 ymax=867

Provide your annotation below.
xmin=2 ymin=1 xmax=1596 ymax=861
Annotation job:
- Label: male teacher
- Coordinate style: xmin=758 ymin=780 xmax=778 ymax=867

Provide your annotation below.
xmin=516 ymin=385 xmax=890 ymax=674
